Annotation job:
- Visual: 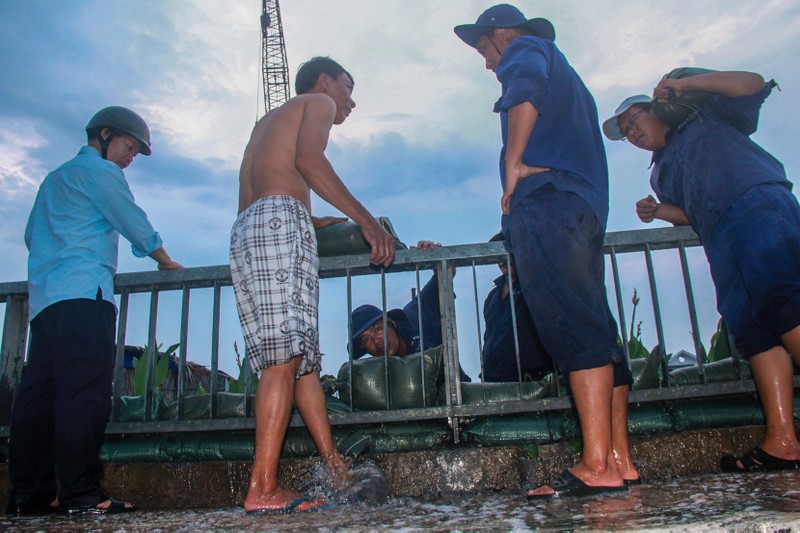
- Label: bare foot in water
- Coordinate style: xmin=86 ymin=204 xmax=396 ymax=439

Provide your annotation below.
xmin=244 ymin=484 xmax=326 ymax=514
xmin=326 ymin=452 xmax=351 ymax=491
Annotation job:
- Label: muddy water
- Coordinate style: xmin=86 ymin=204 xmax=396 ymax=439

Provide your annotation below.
xmin=4 ymin=470 xmax=800 ymax=531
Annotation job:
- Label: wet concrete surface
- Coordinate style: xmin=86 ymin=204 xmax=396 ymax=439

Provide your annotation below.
xmin=3 ymin=469 xmax=800 ymax=531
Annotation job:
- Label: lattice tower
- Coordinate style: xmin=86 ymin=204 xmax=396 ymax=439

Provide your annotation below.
xmin=261 ymin=0 xmax=290 ymax=113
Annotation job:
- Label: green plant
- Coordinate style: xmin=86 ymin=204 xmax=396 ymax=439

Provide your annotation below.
xmin=705 ymin=318 xmax=732 ymax=362
xmin=133 ymin=342 xmax=179 ymax=396
xmin=228 ymin=341 xmax=259 ymax=394
xmin=621 ymin=289 xmax=650 ymax=359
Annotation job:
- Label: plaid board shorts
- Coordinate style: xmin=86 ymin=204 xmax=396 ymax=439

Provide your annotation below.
xmin=229 ymin=195 xmax=321 ymax=377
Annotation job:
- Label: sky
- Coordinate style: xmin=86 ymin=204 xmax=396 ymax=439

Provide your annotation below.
xmin=1 ymin=1 xmax=799 ymax=380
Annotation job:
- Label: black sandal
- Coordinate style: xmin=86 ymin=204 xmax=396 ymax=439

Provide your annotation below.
xmin=720 ymin=446 xmax=800 ymax=472
xmin=59 ymin=496 xmax=136 ymax=516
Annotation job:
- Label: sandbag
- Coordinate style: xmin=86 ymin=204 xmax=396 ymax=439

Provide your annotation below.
xmin=316 ymin=217 xmax=408 ymax=257
xmin=336 ymin=346 xmax=442 ymax=410
xmin=668 ymin=358 xmax=752 ymax=386
xmin=653 ymin=67 xmax=717 ymax=127
xmin=439 ymin=377 xmax=552 ymax=405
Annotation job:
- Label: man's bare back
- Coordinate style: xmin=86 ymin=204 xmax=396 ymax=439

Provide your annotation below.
xmin=237 ymin=67 xmax=394 ymax=267
xmin=238 ymin=94 xmax=325 ymax=214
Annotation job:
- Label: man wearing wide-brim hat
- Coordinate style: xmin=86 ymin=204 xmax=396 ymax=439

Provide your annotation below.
xmin=454 ymin=4 xmax=639 ymax=499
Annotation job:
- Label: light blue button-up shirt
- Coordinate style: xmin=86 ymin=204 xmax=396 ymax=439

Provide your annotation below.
xmin=25 ymin=146 xmax=163 ymax=319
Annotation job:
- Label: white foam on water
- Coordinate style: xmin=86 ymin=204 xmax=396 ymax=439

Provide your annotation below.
xmin=4 ymin=469 xmax=800 ymax=530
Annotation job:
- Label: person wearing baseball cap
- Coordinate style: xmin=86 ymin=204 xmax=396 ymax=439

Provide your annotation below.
xmin=606 ymin=70 xmax=800 ymax=474
xmin=348 ymin=241 xmax=471 ymax=388
xmin=454 ymin=4 xmax=637 ymax=499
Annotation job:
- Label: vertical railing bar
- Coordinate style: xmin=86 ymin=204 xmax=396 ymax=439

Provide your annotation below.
xmin=244 ymin=337 xmax=254 ymax=417
xmin=415 ymin=267 xmax=426 ymax=406
xmin=380 ymin=268 xmax=390 ymax=410
xmin=144 ymin=289 xmax=160 ymax=422
xmin=0 ymin=294 xmax=29 ymax=426
xmin=439 ymin=259 xmax=461 ymax=444
xmin=176 ymin=286 xmax=190 ymax=420
xmin=727 ymin=328 xmax=744 ymax=380
xmin=610 ymin=247 xmax=630 ymax=362
xmin=678 ymin=243 xmax=706 ymax=383
xmin=644 ymin=246 xmax=669 ymax=387
xmin=210 ymin=282 xmax=221 ymax=418
xmin=111 ymin=290 xmax=130 ymax=422
xmin=506 ymin=251 xmax=523 ymax=399
xmin=470 ymin=260 xmax=487 ymax=403
xmin=346 ymin=271 xmax=354 ymax=412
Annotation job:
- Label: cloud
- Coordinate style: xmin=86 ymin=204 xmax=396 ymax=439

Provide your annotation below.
xmin=0 ymin=118 xmax=48 ymax=194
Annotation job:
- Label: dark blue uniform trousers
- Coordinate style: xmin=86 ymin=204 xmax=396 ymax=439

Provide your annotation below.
xmin=9 ymin=295 xmax=115 ymax=507
xmin=505 ymin=187 xmax=632 ymax=385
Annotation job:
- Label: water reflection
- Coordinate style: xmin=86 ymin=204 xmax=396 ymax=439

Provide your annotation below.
xmin=4 ymin=470 xmax=800 ymax=531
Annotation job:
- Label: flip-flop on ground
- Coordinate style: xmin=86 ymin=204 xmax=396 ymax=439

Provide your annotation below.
xmin=246 ymin=495 xmax=332 ymax=516
xmin=527 ymin=470 xmax=628 ymax=501
xmin=720 ymin=446 xmax=800 ymax=472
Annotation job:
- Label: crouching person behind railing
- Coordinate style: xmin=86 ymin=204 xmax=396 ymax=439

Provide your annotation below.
xmin=481 ymin=232 xmax=553 ymax=383
xmin=349 ymin=240 xmax=471 ymax=388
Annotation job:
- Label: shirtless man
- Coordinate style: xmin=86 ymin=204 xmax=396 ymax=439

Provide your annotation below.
xmin=230 ymin=56 xmax=395 ymax=515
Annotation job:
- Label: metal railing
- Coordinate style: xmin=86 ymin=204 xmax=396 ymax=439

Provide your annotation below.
xmin=0 ymin=225 xmax=761 ymax=442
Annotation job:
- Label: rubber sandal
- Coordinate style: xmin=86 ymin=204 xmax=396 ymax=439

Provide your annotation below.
xmin=59 ymin=497 xmax=136 ymax=516
xmin=527 ymin=470 xmax=628 ymax=501
xmin=246 ymin=495 xmax=331 ymax=515
xmin=720 ymin=446 xmax=800 ymax=473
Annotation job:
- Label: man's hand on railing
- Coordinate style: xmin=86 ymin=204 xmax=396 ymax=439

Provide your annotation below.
xmin=410 ymin=240 xmax=441 ymax=250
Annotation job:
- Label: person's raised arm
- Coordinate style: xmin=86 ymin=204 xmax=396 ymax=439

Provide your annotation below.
xmin=502 ymin=102 xmax=550 ymax=215
xmin=296 ymin=95 xmax=395 ymax=267
xmin=654 ymin=71 xmax=765 ymax=102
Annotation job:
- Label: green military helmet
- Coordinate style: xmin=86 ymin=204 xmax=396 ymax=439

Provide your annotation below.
xmin=86 ymin=106 xmax=152 ymax=156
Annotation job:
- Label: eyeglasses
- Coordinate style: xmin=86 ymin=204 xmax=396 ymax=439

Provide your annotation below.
xmin=619 ymin=107 xmax=649 ymax=139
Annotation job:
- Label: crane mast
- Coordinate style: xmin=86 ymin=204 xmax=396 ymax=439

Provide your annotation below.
xmin=261 ymin=0 xmax=290 ymax=113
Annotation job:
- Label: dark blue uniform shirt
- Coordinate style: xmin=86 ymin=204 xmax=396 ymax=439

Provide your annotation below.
xmin=494 ymin=36 xmax=609 ymax=230
xmin=651 ymin=85 xmax=789 ymax=243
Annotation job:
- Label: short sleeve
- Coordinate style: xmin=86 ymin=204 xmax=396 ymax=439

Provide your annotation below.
xmin=705 ymin=84 xmax=772 ymax=136
xmin=495 ymin=38 xmax=549 ymax=113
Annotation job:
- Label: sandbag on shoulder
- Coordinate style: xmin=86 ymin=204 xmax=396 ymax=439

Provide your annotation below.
xmin=653 ymin=66 xmax=717 ymax=127
xmin=316 ymin=217 xmax=408 ymax=257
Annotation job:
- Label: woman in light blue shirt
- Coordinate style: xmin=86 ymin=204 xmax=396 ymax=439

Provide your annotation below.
xmin=8 ymin=107 xmax=182 ymax=516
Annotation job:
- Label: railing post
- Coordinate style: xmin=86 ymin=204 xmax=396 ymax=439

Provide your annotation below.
xmin=210 ymin=282 xmax=222 ymax=418
xmin=0 ymin=295 xmax=29 ymax=425
xmin=144 ymin=289 xmax=160 ymax=421
xmin=644 ymin=245 xmax=670 ymax=387
xmin=111 ymin=290 xmax=130 ymax=422
xmin=439 ymin=259 xmax=462 ymax=443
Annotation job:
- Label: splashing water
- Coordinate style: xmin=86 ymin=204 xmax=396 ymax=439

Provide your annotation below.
xmin=301 ymin=459 xmax=390 ymax=505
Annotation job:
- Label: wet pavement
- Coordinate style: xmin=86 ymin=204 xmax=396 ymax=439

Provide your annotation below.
xmin=3 ymin=469 xmax=800 ymax=531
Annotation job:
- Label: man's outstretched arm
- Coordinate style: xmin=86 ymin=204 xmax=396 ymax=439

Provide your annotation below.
xmin=295 ymin=95 xmax=395 ymax=267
